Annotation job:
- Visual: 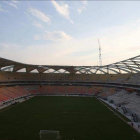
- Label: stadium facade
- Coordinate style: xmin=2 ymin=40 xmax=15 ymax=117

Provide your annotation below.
xmin=0 ymin=55 xmax=140 ymax=83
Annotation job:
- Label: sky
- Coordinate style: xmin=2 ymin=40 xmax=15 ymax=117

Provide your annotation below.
xmin=0 ymin=0 xmax=140 ymax=66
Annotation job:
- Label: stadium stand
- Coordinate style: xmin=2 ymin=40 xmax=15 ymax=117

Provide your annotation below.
xmin=0 ymin=86 xmax=30 ymax=104
xmin=107 ymin=90 xmax=140 ymax=120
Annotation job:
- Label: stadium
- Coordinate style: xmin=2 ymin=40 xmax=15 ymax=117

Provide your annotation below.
xmin=1 ymin=0 xmax=140 ymax=140
xmin=0 ymin=55 xmax=140 ymax=140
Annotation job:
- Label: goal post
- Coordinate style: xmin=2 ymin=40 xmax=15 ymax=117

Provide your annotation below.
xmin=39 ymin=130 xmax=61 ymax=140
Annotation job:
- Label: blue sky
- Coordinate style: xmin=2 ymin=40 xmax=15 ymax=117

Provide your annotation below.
xmin=0 ymin=0 xmax=140 ymax=65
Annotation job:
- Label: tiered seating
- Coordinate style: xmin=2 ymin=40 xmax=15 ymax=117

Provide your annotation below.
xmin=0 ymin=85 xmax=119 ymax=104
xmin=98 ymin=87 xmax=116 ymax=97
xmin=23 ymin=86 xmax=40 ymax=94
xmin=106 ymin=90 xmax=140 ymax=120
xmin=0 ymin=86 xmax=30 ymax=103
xmin=34 ymin=86 xmax=98 ymax=95
xmin=124 ymin=73 xmax=140 ymax=84
xmin=0 ymin=88 xmax=13 ymax=102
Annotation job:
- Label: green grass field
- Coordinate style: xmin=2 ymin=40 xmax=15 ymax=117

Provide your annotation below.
xmin=0 ymin=96 xmax=140 ymax=140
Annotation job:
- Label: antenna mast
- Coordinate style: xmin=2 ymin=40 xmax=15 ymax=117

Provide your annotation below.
xmin=98 ymin=39 xmax=102 ymax=67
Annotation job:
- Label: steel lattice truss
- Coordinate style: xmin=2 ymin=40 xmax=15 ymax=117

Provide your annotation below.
xmin=0 ymin=55 xmax=140 ymax=74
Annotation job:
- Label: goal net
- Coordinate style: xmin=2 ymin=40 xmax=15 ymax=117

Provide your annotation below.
xmin=39 ymin=130 xmax=61 ymax=140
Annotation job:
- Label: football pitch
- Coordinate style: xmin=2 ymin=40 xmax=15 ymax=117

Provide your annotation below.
xmin=0 ymin=96 xmax=139 ymax=140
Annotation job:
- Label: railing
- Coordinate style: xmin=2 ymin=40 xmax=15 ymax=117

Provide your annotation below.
xmin=0 ymin=80 xmax=140 ymax=91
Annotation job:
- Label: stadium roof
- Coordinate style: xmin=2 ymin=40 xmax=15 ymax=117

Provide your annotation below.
xmin=0 ymin=55 xmax=140 ymax=74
